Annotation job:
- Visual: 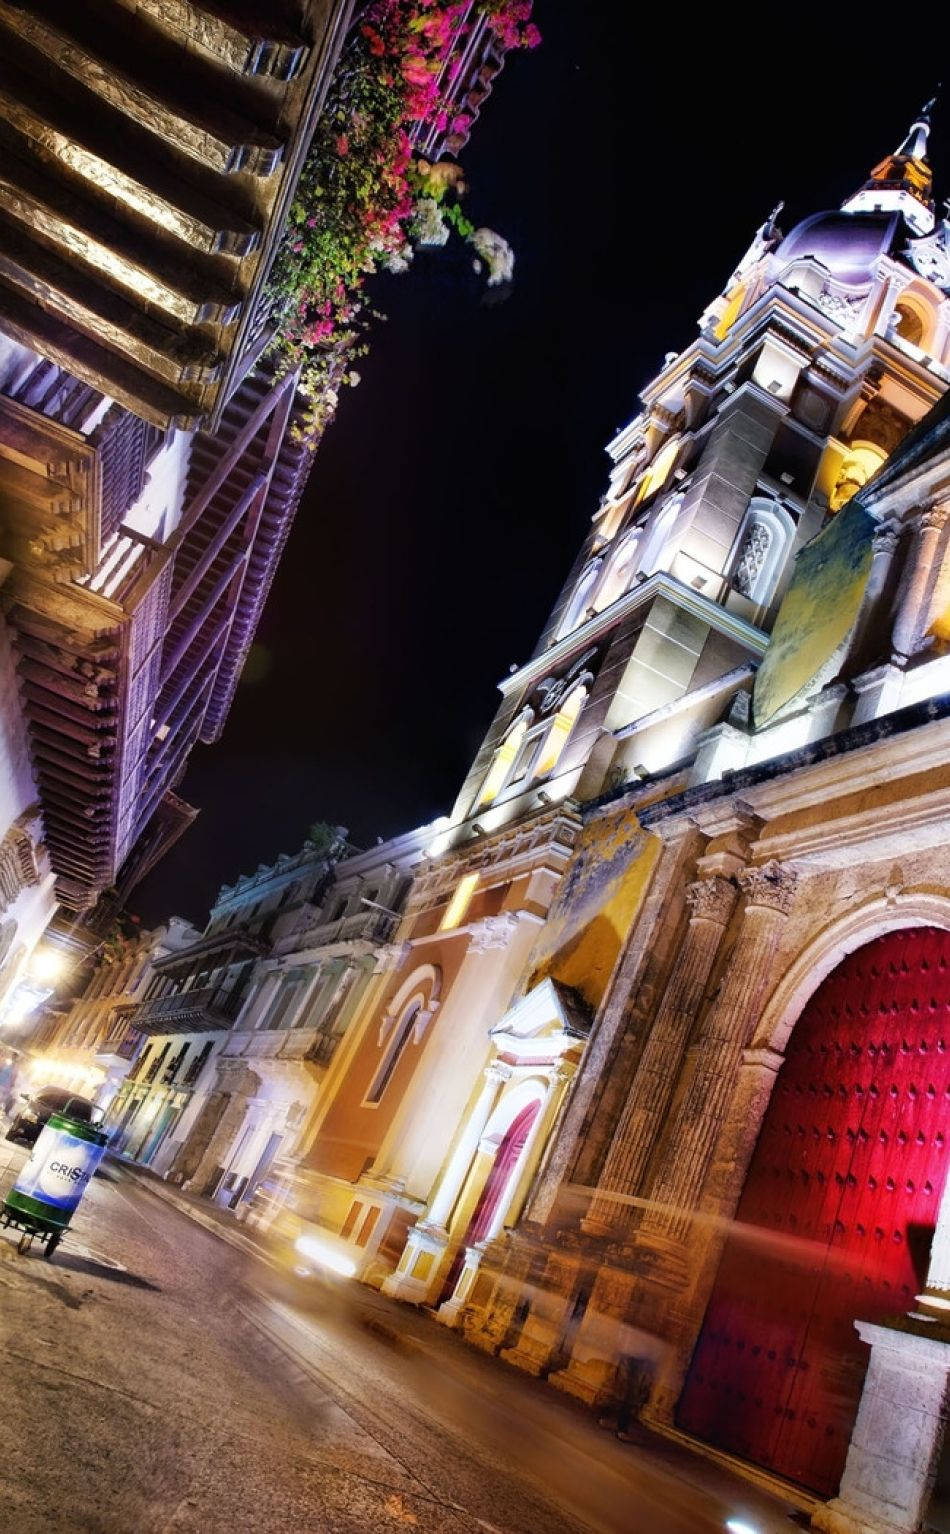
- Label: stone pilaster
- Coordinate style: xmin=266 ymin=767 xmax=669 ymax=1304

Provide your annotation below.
xmin=637 ymin=860 xmax=797 ymax=1267
xmin=842 ymin=520 xmax=900 ymax=681
xmin=812 ymin=1320 xmax=950 ymax=1534
xmin=583 ymin=873 xmax=739 ymax=1236
xmin=891 ymin=505 xmax=950 ymax=662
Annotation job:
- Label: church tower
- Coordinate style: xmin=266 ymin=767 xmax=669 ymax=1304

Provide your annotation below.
xmin=433 ymin=102 xmax=950 ymax=854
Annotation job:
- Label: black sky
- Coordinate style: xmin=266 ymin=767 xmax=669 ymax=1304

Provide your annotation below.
xmin=134 ymin=16 xmax=946 ymax=924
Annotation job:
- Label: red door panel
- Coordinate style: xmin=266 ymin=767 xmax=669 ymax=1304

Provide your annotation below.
xmin=677 ymin=927 xmax=950 ymax=1496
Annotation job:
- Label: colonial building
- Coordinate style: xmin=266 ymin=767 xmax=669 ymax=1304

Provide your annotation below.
xmin=279 ymin=107 xmax=950 ymax=1533
xmin=108 ymin=823 xmax=426 ymax=1216
xmin=25 ymin=915 xmax=199 ymax=1107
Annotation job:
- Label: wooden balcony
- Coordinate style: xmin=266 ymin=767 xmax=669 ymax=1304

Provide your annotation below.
xmin=0 ymin=0 xmax=352 ymax=428
xmin=2 ymin=353 xmax=312 ymax=911
xmin=131 ymin=985 xmax=240 ymax=1035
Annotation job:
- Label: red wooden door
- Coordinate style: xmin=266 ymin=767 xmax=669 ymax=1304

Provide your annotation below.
xmin=441 ymin=1101 xmax=541 ymax=1303
xmin=677 ymin=926 xmax=950 ymax=1495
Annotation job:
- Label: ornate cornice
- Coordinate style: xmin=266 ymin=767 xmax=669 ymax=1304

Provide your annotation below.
xmin=738 ymin=860 xmax=798 ymax=915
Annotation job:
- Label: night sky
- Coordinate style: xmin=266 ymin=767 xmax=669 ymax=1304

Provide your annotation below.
xmin=134 ymin=19 xmax=946 ymax=925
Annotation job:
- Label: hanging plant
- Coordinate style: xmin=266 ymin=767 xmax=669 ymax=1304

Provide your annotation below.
xmin=267 ymin=0 xmax=538 ymax=439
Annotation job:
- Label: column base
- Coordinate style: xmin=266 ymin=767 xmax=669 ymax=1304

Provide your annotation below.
xmin=811 ymin=1498 xmax=907 ymax=1534
xmin=381 ymin=1224 xmax=451 ymax=1305
xmin=548 ymin=1354 xmax=619 ymax=1407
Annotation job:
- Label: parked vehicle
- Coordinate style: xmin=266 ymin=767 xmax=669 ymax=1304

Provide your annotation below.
xmin=4 ymin=1087 xmax=97 ymax=1148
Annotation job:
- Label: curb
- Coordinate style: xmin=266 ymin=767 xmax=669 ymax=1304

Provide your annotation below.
xmin=112 ymin=1158 xmax=276 ymax=1270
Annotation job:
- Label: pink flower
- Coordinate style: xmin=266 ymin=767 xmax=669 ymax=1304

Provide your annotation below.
xmin=523 ymin=22 xmax=541 ymax=47
xmin=336 ymin=134 xmax=349 ymax=155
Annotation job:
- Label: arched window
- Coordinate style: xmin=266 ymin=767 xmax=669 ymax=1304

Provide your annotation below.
xmin=365 ymin=967 xmax=440 ymax=1105
xmin=556 ymin=559 xmax=602 ymax=640
xmin=728 ymin=499 xmax=795 ymax=608
xmin=476 ymin=711 xmax=531 ymax=808
xmin=592 ymin=533 xmax=640 ymax=612
xmin=894 ymin=301 xmax=924 ymax=346
xmin=639 ymin=491 xmax=686 ymax=576
xmin=532 ymin=683 xmax=587 ymax=781
xmin=365 ymin=1000 xmax=420 ymax=1105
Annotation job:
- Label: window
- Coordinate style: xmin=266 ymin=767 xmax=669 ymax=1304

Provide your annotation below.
xmin=592 ymin=533 xmax=640 ymax=612
xmin=532 ymin=684 xmax=587 ymax=780
xmin=365 ymin=1001 xmax=421 ymax=1104
xmin=555 ymin=560 xmax=602 ymax=640
xmin=476 ymin=714 xmax=531 ymax=808
xmin=732 ymin=520 xmax=773 ymax=596
xmin=265 ymin=973 xmax=307 ymax=1031
xmin=439 ymin=873 xmax=478 ymax=932
xmin=728 ymin=498 xmax=795 ymax=608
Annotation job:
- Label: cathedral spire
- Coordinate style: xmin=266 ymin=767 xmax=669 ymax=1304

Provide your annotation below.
xmin=841 ymin=97 xmax=937 ymax=236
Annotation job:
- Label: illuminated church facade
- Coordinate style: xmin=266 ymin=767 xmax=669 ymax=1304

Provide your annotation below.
xmin=285 ymin=106 xmax=950 ymax=1531
xmin=48 ymin=103 xmax=950 ymax=1531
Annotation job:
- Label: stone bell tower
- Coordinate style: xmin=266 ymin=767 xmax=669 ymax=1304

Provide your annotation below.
xmin=434 ymin=102 xmax=950 ymax=862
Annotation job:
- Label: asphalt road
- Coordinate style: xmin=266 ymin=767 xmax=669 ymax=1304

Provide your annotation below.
xmin=0 ymin=1141 xmax=802 ymax=1534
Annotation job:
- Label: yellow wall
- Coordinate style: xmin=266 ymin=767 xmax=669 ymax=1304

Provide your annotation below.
xmin=528 ymin=807 xmax=660 ymax=1009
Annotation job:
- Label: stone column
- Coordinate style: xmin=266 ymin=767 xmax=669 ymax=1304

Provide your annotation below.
xmin=422 ymin=1061 xmax=511 ymax=1233
xmin=843 ymin=520 xmax=900 ymax=681
xmin=583 ymin=873 xmax=739 ymax=1235
xmin=637 ymin=860 xmax=797 ymax=1264
xmin=891 ymin=505 xmax=950 ymax=662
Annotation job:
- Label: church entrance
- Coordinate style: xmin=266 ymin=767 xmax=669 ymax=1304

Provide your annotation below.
xmin=677 ymin=926 xmax=950 ymax=1496
xmin=440 ymin=1099 xmax=541 ymax=1304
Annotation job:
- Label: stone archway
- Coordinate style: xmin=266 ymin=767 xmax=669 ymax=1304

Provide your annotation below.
xmin=677 ymin=925 xmax=950 ymax=1496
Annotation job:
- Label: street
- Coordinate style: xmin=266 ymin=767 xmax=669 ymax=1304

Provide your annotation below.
xmin=0 ymin=1142 xmax=803 ymax=1534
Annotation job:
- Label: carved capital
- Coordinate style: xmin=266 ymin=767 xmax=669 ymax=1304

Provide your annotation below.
xmin=684 ymin=875 xmax=738 ymax=926
xmin=871 ymin=521 xmax=900 ymax=556
xmin=737 ymin=860 xmax=798 ymax=915
xmin=917 ymin=504 xmax=950 ymax=534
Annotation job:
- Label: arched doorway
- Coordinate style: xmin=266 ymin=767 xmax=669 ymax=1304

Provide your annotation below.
xmin=440 ymin=1099 xmax=541 ymax=1303
xmin=677 ymin=926 xmax=950 ymax=1496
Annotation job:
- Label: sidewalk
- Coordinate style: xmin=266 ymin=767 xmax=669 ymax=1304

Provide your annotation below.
xmin=117 ymin=1157 xmax=811 ymax=1534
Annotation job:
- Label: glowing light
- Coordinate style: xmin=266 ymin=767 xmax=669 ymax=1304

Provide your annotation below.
xmin=29 ymin=947 xmax=64 ymax=983
xmin=439 ymin=872 xmax=478 ymax=932
xmin=725 ymin=1520 xmax=759 ymax=1534
xmin=294 ymin=1232 xmax=357 ymax=1277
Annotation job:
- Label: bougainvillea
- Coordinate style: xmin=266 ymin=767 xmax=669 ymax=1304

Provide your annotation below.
xmin=268 ymin=0 xmax=538 ymax=438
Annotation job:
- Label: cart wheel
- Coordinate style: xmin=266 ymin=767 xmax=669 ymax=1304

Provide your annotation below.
xmin=44 ymin=1231 xmax=61 ymax=1262
xmin=16 ymin=1232 xmax=31 ymax=1255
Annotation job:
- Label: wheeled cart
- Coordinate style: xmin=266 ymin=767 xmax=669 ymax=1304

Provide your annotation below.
xmin=3 ymin=1107 xmax=109 ymax=1262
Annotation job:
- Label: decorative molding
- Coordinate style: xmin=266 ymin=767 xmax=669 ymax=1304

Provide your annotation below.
xmin=737 ymin=859 xmax=798 ymax=915
xmin=498 ymin=570 xmax=768 ymax=700
xmin=469 ymin=912 xmax=523 ymax=954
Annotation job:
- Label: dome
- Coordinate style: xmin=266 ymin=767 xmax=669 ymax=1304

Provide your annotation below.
xmin=773 ymin=210 xmax=900 ymax=287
